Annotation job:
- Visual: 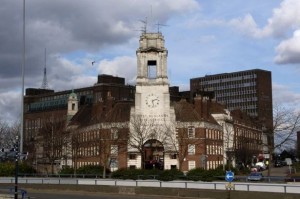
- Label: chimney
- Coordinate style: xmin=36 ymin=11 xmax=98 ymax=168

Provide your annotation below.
xmin=92 ymin=99 xmax=104 ymax=121
xmin=194 ymin=94 xmax=203 ymax=118
xmin=106 ymin=91 xmax=114 ymax=110
xmin=202 ymin=96 xmax=209 ymax=119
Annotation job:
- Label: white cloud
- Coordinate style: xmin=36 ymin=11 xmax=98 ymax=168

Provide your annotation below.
xmin=0 ymin=91 xmax=21 ymax=123
xmin=274 ymin=29 xmax=300 ymax=64
xmin=229 ymin=14 xmax=263 ymax=37
xmin=227 ymin=0 xmax=300 ymax=64
xmin=273 ymin=83 xmax=300 ymax=110
xmin=264 ymin=0 xmax=300 ymax=38
xmin=229 ymin=0 xmax=300 ymax=38
xmin=97 ymin=56 xmax=136 ymax=84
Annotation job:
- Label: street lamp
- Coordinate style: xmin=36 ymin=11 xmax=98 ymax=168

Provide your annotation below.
xmin=14 ymin=136 xmax=20 ymax=199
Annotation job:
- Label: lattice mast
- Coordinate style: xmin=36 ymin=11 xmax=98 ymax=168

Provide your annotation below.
xmin=41 ymin=48 xmax=49 ymax=89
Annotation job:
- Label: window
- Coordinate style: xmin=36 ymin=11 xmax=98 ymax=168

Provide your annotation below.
xmin=170 ymin=154 xmax=177 ymax=159
xmin=148 ymin=60 xmax=157 ymax=79
xmin=129 ymin=154 xmax=136 ymax=160
xmin=188 ymin=126 xmax=195 ymax=138
xmin=72 ymin=103 xmax=75 ymax=110
xmin=188 ymin=161 xmax=196 ymax=170
xmin=188 ymin=144 xmax=195 ymax=155
xmin=111 ymin=145 xmax=118 ymax=155
xmin=111 ymin=128 xmax=118 ymax=140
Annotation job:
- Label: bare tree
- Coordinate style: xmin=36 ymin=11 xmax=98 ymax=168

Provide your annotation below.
xmin=70 ymin=128 xmax=82 ymax=175
xmin=221 ymin=120 xmax=235 ymax=170
xmin=0 ymin=120 xmax=19 ymax=149
xmin=38 ymin=114 xmax=66 ymax=174
xmin=265 ymin=104 xmax=300 ymax=176
xmin=234 ymin=136 xmax=257 ymax=168
xmin=94 ymin=123 xmax=128 ymax=178
xmin=164 ymin=121 xmax=210 ymax=170
xmin=129 ymin=115 xmax=173 ymax=169
xmin=129 ymin=115 xmax=157 ymax=169
xmin=71 ymin=123 xmax=127 ymax=177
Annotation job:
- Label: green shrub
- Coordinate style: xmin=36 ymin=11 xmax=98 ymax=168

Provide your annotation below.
xmin=76 ymin=165 xmax=110 ymax=176
xmin=19 ymin=162 xmax=36 ymax=174
xmin=0 ymin=162 xmax=14 ymax=176
xmin=186 ymin=167 xmax=225 ymax=182
xmin=59 ymin=166 xmax=74 ymax=175
xmin=0 ymin=162 xmax=36 ymax=176
xmin=111 ymin=168 xmax=162 ymax=180
xmin=157 ymin=169 xmax=184 ymax=181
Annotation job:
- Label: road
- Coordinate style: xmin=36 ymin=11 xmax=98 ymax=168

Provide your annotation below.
xmin=262 ymin=165 xmax=290 ymax=176
xmin=27 ymin=191 xmax=179 ymax=199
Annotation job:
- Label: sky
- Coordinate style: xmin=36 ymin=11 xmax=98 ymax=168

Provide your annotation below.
xmin=0 ymin=0 xmax=300 ymax=123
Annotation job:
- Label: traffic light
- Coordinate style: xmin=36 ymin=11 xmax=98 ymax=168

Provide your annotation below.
xmin=19 ymin=152 xmax=28 ymax=160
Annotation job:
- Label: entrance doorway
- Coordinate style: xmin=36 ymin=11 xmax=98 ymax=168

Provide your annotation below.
xmin=143 ymin=139 xmax=164 ymax=170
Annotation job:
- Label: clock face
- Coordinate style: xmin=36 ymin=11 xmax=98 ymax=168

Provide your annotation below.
xmin=145 ymin=93 xmax=160 ymax=108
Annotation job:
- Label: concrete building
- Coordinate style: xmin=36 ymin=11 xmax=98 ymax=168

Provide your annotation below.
xmin=190 ymin=69 xmax=272 ymax=158
xmin=190 ymin=69 xmax=273 ymax=131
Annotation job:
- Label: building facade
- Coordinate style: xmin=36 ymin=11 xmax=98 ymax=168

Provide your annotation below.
xmin=24 ymin=75 xmax=135 ymax=173
xmin=23 ymin=32 xmax=264 ymax=174
xmin=190 ymin=69 xmax=273 ymax=130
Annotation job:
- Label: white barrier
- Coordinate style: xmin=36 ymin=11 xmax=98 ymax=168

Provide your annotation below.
xmin=1 ymin=177 xmax=300 ymax=194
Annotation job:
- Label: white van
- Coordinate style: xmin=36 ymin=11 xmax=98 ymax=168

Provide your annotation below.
xmin=255 ymin=162 xmax=266 ymax=171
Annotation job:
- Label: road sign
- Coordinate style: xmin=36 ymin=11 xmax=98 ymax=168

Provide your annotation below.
xmin=225 ymin=171 xmax=234 ymax=182
xmin=225 ymin=182 xmax=235 ymax=190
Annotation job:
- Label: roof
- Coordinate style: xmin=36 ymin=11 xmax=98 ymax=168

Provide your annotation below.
xmin=104 ymin=101 xmax=133 ymax=122
xmin=174 ymin=99 xmax=201 ymax=122
xmin=174 ymin=99 xmax=219 ymax=125
xmin=69 ymin=100 xmax=133 ymax=127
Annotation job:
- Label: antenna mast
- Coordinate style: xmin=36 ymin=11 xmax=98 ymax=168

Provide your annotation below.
xmin=41 ymin=48 xmax=49 ymax=89
xmin=139 ymin=17 xmax=147 ymax=33
xmin=156 ymin=22 xmax=168 ymax=33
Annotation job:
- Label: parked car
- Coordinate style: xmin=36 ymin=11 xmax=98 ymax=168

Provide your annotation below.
xmin=274 ymin=160 xmax=282 ymax=167
xmin=247 ymin=172 xmax=264 ymax=181
xmin=280 ymin=160 xmax=287 ymax=166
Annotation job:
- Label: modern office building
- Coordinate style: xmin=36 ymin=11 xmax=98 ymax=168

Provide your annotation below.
xmin=190 ymin=69 xmax=273 ymax=132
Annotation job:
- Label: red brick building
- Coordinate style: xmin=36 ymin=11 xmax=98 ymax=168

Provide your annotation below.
xmin=23 ymin=32 xmax=264 ymax=174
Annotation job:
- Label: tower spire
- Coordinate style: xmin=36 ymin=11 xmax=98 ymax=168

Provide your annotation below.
xmin=41 ymin=48 xmax=49 ymax=89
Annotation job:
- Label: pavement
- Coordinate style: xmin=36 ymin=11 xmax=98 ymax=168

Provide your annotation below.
xmin=262 ymin=165 xmax=291 ymax=176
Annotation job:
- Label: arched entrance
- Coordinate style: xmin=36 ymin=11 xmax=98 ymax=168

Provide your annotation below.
xmin=143 ymin=139 xmax=164 ymax=170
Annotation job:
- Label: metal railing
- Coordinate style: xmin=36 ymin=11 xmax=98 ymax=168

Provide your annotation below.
xmin=1 ymin=177 xmax=300 ymax=194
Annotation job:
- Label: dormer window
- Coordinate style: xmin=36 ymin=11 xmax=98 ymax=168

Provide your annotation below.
xmin=72 ymin=103 xmax=75 ymax=110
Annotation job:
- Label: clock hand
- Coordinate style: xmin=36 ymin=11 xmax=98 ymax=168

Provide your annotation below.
xmin=152 ymin=99 xmax=156 ymax=106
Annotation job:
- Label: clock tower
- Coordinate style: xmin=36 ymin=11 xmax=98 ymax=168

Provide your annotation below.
xmin=129 ymin=32 xmax=177 ymax=170
xmin=133 ymin=32 xmax=174 ymax=122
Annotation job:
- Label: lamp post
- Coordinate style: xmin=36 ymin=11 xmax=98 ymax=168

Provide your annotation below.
xmin=20 ymin=0 xmax=26 ymax=154
xmin=14 ymin=136 xmax=20 ymax=199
